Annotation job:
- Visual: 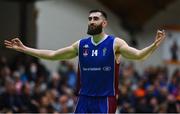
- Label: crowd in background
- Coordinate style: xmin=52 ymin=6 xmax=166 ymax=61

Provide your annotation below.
xmin=0 ymin=54 xmax=179 ymax=113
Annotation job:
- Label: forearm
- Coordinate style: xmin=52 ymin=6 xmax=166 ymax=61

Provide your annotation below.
xmin=20 ymin=45 xmax=77 ymax=61
xmin=117 ymin=30 xmax=165 ymax=61
xmin=20 ymin=46 xmax=55 ymax=60
xmin=138 ymin=29 xmax=166 ymax=60
xmin=137 ymin=42 xmax=157 ymax=60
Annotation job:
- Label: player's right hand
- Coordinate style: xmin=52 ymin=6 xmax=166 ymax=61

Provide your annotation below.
xmin=4 ymin=38 xmax=25 ymax=51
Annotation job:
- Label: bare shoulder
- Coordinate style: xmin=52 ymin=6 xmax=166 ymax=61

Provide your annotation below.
xmin=114 ymin=37 xmax=127 ymax=48
xmin=114 ymin=37 xmax=126 ymax=44
xmin=114 ymin=37 xmax=129 ymax=53
xmin=72 ymin=40 xmax=80 ymax=47
xmin=71 ymin=40 xmax=80 ymax=52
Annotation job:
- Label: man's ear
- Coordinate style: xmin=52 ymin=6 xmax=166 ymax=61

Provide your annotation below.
xmin=103 ymin=20 xmax=107 ymax=27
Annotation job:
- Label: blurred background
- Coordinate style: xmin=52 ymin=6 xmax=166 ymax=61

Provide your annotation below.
xmin=0 ymin=0 xmax=180 ymax=113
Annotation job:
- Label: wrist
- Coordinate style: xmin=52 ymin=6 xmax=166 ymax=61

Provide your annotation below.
xmin=19 ymin=45 xmax=26 ymax=52
xmin=152 ymin=42 xmax=158 ymax=50
xmin=152 ymin=42 xmax=157 ymax=47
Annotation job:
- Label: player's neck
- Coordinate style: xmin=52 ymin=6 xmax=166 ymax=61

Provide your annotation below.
xmin=92 ymin=32 xmax=107 ymax=44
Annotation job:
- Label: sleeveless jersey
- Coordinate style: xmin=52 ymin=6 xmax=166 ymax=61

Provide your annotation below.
xmin=77 ymin=35 xmax=119 ymax=96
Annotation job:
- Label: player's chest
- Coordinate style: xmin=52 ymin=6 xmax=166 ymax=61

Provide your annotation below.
xmin=80 ymin=45 xmax=114 ymax=62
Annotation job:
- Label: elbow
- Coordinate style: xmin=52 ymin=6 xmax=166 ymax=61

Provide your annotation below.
xmin=48 ymin=51 xmax=65 ymax=61
xmin=47 ymin=52 xmax=57 ymax=60
xmin=135 ymin=56 xmax=144 ymax=61
xmin=137 ymin=57 xmax=147 ymax=61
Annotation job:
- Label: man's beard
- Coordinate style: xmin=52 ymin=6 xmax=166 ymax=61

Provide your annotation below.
xmin=87 ymin=24 xmax=103 ymax=35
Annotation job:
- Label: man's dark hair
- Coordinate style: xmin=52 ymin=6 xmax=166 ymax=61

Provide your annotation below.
xmin=89 ymin=9 xmax=107 ymax=20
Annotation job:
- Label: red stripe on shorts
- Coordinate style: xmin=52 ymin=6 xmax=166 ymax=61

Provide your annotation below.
xmin=108 ymin=96 xmax=117 ymax=113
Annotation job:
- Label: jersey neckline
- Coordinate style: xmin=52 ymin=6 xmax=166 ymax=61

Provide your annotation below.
xmin=90 ymin=34 xmax=109 ymax=46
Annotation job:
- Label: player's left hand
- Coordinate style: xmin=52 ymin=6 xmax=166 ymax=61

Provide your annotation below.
xmin=154 ymin=30 xmax=166 ymax=47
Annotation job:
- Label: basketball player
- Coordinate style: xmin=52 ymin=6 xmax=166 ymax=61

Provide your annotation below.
xmin=4 ymin=9 xmax=166 ymax=113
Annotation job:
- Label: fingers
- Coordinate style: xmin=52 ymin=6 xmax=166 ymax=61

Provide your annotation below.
xmin=4 ymin=44 xmax=13 ymax=49
xmin=157 ymin=29 xmax=166 ymax=35
xmin=155 ymin=29 xmax=166 ymax=47
xmin=4 ymin=38 xmax=20 ymax=43
xmin=5 ymin=46 xmax=13 ymax=49
xmin=4 ymin=40 xmax=12 ymax=46
xmin=157 ymin=29 xmax=165 ymax=33
xmin=11 ymin=38 xmax=20 ymax=41
xmin=4 ymin=38 xmax=20 ymax=49
xmin=11 ymin=38 xmax=20 ymax=44
xmin=161 ymin=30 xmax=166 ymax=39
xmin=4 ymin=40 xmax=11 ymax=44
xmin=157 ymin=30 xmax=165 ymax=36
xmin=157 ymin=29 xmax=166 ymax=39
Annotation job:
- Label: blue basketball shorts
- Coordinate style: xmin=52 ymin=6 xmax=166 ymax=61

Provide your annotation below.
xmin=74 ymin=95 xmax=117 ymax=113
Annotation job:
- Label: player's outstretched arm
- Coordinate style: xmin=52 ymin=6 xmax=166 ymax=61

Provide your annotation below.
xmin=4 ymin=38 xmax=79 ymax=60
xmin=115 ymin=30 xmax=166 ymax=60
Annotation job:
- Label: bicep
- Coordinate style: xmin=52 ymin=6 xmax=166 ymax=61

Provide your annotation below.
xmin=52 ymin=41 xmax=79 ymax=60
xmin=116 ymin=38 xmax=140 ymax=59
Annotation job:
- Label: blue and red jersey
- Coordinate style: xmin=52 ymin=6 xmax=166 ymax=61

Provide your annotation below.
xmin=77 ymin=35 xmax=119 ymax=96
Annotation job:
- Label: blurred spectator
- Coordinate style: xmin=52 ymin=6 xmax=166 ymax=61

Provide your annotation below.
xmin=168 ymin=69 xmax=180 ymax=94
xmin=148 ymin=97 xmax=159 ymax=112
xmin=66 ymin=62 xmax=77 ymax=89
xmin=20 ymin=82 xmax=38 ymax=112
xmin=170 ymin=40 xmax=179 ymax=61
xmin=0 ymin=66 xmax=11 ymax=87
xmin=48 ymin=71 xmax=64 ymax=94
xmin=0 ymin=78 xmax=23 ymax=112
xmin=0 ymin=56 xmax=8 ymax=68
xmin=166 ymin=94 xmax=179 ymax=113
xmin=157 ymin=103 xmax=167 ymax=113
xmin=135 ymin=97 xmax=151 ymax=112
xmin=157 ymin=86 xmax=169 ymax=104
xmin=58 ymin=61 xmax=69 ymax=78
xmin=13 ymin=71 xmax=23 ymax=95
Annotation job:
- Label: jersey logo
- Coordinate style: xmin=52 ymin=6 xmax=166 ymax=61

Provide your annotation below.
xmin=83 ymin=44 xmax=89 ymax=57
xmin=103 ymin=66 xmax=111 ymax=71
xmin=92 ymin=50 xmax=98 ymax=56
xmin=103 ymin=47 xmax=107 ymax=56
xmin=83 ymin=44 xmax=89 ymax=48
